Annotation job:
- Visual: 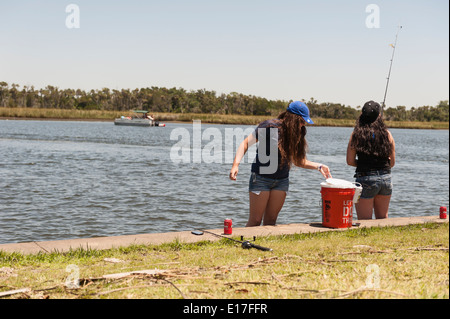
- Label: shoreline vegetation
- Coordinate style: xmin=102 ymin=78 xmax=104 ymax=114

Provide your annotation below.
xmin=0 ymin=107 xmax=448 ymax=129
xmin=0 ymin=82 xmax=448 ymax=129
xmin=0 ymin=223 xmax=448 ymax=299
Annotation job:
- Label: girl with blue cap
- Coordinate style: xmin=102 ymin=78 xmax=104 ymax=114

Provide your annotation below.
xmin=230 ymin=101 xmax=332 ymax=227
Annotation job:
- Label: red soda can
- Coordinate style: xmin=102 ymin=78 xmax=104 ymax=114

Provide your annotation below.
xmin=224 ymin=219 xmax=232 ymax=235
xmin=440 ymin=206 xmax=447 ymax=219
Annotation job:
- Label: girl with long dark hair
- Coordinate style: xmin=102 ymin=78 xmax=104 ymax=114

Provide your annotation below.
xmin=346 ymin=101 xmax=396 ymax=219
xmin=230 ymin=101 xmax=332 ymax=227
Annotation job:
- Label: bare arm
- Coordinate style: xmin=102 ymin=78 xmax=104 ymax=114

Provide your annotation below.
xmin=229 ymin=133 xmax=257 ymax=180
xmin=388 ymin=131 xmax=396 ymax=168
xmin=230 ymin=132 xmax=332 ymax=180
xmin=346 ymin=133 xmax=357 ymax=167
xmin=298 ymin=159 xmax=332 ymax=179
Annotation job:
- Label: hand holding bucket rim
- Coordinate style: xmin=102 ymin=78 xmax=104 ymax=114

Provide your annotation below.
xmin=317 ymin=164 xmax=332 ymax=179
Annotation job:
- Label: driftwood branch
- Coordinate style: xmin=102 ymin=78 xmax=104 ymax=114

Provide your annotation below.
xmin=0 ymin=288 xmax=31 ymax=298
xmin=334 ymin=287 xmax=411 ymax=299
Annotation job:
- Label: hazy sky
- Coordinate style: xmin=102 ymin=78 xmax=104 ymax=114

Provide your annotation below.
xmin=0 ymin=0 xmax=448 ymax=109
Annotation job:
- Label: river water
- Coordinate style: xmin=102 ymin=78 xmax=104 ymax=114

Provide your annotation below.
xmin=0 ymin=119 xmax=448 ymax=244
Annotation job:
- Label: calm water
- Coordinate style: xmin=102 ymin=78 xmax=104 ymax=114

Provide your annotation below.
xmin=0 ymin=120 xmax=448 ymax=244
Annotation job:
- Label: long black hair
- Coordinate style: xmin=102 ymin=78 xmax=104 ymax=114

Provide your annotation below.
xmin=350 ymin=114 xmax=392 ymax=158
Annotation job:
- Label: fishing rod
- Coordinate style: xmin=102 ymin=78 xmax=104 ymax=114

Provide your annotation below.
xmin=193 ymin=230 xmax=273 ymax=251
xmin=381 ymin=25 xmax=402 ymax=115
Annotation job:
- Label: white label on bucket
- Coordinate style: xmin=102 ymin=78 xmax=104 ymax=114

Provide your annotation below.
xmin=343 ymin=200 xmax=352 ymax=217
xmin=343 ymin=200 xmax=353 ymax=224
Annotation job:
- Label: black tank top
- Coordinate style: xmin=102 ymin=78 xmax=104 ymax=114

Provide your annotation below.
xmin=251 ymin=119 xmax=290 ymax=179
xmin=356 ymin=153 xmax=391 ymax=173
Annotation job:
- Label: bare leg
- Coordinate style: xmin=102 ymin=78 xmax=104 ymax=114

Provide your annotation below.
xmin=262 ymin=190 xmax=287 ymax=225
xmin=355 ymin=198 xmax=374 ymax=220
xmin=374 ymin=195 xmax=391 ymax=219
xmin=247 ymin=191 xmax=270 ymax=227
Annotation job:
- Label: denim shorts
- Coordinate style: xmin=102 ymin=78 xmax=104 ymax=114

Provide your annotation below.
xmin=355 ymin=172 xmax=393 ymax=199
xmin=249 ymin=172 xmax=289 ymax=194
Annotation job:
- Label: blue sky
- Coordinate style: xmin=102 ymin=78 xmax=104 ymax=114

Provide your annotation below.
xmin=0 ymin=0 xmax=448 ymax=109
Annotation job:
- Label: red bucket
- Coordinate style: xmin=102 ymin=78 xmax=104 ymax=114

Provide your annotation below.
xmin=321 ymin=184 xmax=356 ymax=228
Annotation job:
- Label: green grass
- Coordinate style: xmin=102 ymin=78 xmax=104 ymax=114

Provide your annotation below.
xmin=0 ymin=223 xmax=448 ymax=299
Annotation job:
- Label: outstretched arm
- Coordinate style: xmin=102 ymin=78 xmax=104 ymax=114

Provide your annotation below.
xmin=229 ymin=133 xmax=257 ymax=181
xmin=298 ymin=159 xmax=332 ymax=179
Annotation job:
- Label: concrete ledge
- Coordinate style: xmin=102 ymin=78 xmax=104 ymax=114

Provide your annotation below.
xmin=0 ymin=216 xmax=447 ymax=255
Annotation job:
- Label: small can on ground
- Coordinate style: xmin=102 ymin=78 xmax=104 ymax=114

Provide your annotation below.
xmin=440 ymin=206 xmax=447 ymax=219
xmin=224 ymin=219 xmax=232 ymax=235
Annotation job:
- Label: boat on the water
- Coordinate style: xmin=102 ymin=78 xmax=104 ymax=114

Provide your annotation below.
xmin=114 ymin=110 xmax=165 ymax=127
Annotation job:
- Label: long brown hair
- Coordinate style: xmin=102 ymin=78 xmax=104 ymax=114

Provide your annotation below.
xmin=277 ymin=111 xmax=308 ymax=168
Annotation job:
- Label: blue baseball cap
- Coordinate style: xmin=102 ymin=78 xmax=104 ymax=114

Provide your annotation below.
xmin=287 ymin=101 xmax=314 ymax=124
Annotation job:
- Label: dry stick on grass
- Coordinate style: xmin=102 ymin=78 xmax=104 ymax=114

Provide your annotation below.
xmin=271 ymin=272 xmax=344 ymax=295
xmin=339 ymin=249 xmax=394 ymax=255
xmin=95 ymin=284 xmax=156 ymax=296
xmin=334 ymin=287 xmax=411 ymax=299
xmin=408 ymin=247 xmax=448 ymax=251
xmin=339 ymin=245 xmax=449 ymax=256
xmin=79 ymin=271 xmax=189 ymax=299
xmin=0 ymin=288 xmax=32 ymax=298
xmin=93 ymin=278 xmax=188 ymax=299
xmin=160 ymin=277 xmax=188 ymax=299
xmin=225 ymin=281 xmax=271 ymax=287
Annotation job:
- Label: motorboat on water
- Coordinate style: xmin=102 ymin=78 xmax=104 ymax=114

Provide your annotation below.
xmin=114 ymin=110 xmax=165 ymax=127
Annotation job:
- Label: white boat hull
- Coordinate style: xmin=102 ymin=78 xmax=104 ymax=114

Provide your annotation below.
xmin=114 ymin=118 xmax=158 ymax=127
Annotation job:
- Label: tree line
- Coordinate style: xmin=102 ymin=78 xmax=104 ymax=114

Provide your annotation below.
xmin=0 ymin=82 xmax=448 ymax=122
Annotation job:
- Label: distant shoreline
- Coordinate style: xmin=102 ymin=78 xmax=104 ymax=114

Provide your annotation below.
xmin=0 ymin=116 xmax=112 ymax=122
xmin=0 ymin=107 xmax=448 ymax=129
